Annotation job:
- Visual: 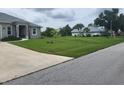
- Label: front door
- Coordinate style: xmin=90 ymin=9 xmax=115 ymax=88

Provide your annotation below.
xmin=19 ymin=25 xmax=26 ymax=38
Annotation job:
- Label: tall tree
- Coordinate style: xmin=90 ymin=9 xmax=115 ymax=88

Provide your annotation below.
xmin=59 ymin=25 xmax=72 ymax=36
xmin=41 ymin=27 xmax=57 ymax=37
xmin=118 ymin=13 xmax=124 ymax=32
xmin=88 ymin=23 xmax=94 ymax=27
xmin=94 ymin=8 xmax=119 ymax=32
xmin=73 ymin=23 xmax=84 ymax=30
xmin=83 ymin=27 xmax=90 ymax=32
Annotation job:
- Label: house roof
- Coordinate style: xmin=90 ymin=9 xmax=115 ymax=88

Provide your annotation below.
xmin=88 ymin=26 xmax=105 ymax=32
xmin=71 ymin=29 xmax=80 ymax=33
xmin=0 ymin=12 xmax=41 ymax=27
xmin=71 ymin=28 xmax=84 ymax=33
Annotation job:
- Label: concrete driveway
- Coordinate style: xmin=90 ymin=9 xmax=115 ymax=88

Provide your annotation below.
xmin=3 ymin=42 xmax=124 ymax=85
xmin=0 ymin=42 xmax=72 ymax=83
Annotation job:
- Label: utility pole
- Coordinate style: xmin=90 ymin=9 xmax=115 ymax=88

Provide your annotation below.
xmin=110 ymin=20 xmax=115 ymax=38
xmin=110 ymin=20 xmax=112 ymax=37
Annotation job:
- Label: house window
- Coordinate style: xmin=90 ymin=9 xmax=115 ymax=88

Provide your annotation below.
xmin=7 ymin=26 xmax=11 ymax=35
xmin=32 ymin=28 xmax=37 ymax=35
xmin=2 ymin=27 xmax=6 ymax=31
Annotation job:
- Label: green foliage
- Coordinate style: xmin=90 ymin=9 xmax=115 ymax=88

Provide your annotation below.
xmin=118 ymin=14 xmax=124 ymax=32
xmin=59 ymin=25 xmax=72 ymax=36
xmin=73 ymin=23 xmax=84 ymax=30
xmin=41 ymin=27 xmax=57 ymax=37
xmin=1 ymin=36 xmax=21 ymax=41
xmin=88 ymin=23 xmax=94 ymax=27
xmin=94 ymin=8 xmax=119 ymax=32
xmin=83 ymin=27 xmax=90 ymax=32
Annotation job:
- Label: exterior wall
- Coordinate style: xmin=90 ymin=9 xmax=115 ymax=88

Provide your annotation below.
xmin=90 ymin=33 xmax=101 ymax=36
xmin=72 ymin=33 xmax=79 ymax=36
xmin=71 ymin=29 xmax=84 ymax=36
xmin=0 ymin=23 xmax=13 ymax=39
xmin=83 ymin=33 xmax=87 ymax=36
xmin=0 ymin=23 xmax=41 ymax=40
xmin=0 ymin=24 xmax=2 ymax=39
xmin=72 ymin=32 xmax=102 ymax=37
xmin=72 ymin=32 xmax=82 ymax=36
xmin=29 ymin=27 xmax=41 ymax=39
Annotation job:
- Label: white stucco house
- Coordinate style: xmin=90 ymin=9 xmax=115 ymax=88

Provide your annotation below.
xmin=88 ymin=26 xmax=105 ymax=36
xmin=71 ymin=28 xmax=84 ymax=36
xmin=71 ymin=26 xmax=105 ymax=36
xmin=0 ymin=12 xmax=42 ymax=40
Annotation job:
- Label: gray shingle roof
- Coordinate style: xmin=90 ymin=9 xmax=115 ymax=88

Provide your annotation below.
xmin=88 ymin=26 xmax=105 ymax=32
xmin=0 ymin=12 xmax=41 ymax=27
xmin=71 ymin=28 xmax=84 ymax=33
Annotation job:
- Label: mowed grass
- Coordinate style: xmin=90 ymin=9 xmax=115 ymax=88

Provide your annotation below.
xmin=11 ymin=36 xmax=124 ymax=58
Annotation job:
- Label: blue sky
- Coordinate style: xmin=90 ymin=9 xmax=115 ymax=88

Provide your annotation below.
xmin=0 ymin=8 xmax=124 ymax=30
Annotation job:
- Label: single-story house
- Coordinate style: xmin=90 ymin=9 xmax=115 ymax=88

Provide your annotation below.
xmin=0 ymin=12 xmax=42 ymax=40
xmin=87 ymin=26 xmax=105 ymax=36
xmin=71 ymin=26 xmax=105 ymax=36
xmin=71 ymin=28 xmax=84 ymax=36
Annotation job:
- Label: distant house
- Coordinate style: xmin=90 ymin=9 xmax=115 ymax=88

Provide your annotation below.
xmin=0 ymin=12 xmax=42 ymax=40
xmin=71 ymin=28 xmax=84 ymax=36
xmin=87 ymin=26 xmax=105 ymax=36
xmin=71 ymin=26 xmax=105 ymax=36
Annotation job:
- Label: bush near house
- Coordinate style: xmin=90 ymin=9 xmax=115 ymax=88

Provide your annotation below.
xmin=1 ymin=36 xmax=21 ymax=41
xmin=41 ymin=27 xmax=58 ymax=37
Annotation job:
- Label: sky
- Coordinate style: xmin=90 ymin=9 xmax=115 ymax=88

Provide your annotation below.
xmin=0 ymin=8 xmax=124 ymax=30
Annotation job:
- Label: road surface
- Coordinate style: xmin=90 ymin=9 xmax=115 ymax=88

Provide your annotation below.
xmin=3 ymin=43 xmax=124 ymax=85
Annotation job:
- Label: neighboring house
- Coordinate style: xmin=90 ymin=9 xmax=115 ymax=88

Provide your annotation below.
xmin=71 ymin=26 xmax=105 ymax=36
xmin=0 ymin=12 xmax=41 ymax=40
xmin=71 ymin=28 xmax=84 ymax=36
xmin=88 ymin=26 xmax=105 ymax=36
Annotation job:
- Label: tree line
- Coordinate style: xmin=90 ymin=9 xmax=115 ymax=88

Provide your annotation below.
xmin=41 ymin=8 xmax=124 ymax=37
xmin=41 ymin=23 xmax=85 ymax=37
xmin=94 ymin=8 xmax=124 ymax=35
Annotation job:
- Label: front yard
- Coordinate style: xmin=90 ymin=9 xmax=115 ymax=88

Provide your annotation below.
xmin=11 ymin=36 xmax=124 ymax=58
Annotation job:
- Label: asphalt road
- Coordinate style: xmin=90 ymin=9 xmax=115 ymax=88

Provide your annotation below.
xmin=3 ymin=43 xmax=124 ymax=85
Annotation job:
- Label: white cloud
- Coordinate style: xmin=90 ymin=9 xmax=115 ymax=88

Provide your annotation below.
xmin=0 ymin=8 xmax=122 ymax=29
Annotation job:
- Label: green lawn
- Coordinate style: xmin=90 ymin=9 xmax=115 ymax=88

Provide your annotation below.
xmin=11 ymin=36 xmax=124 ymax=58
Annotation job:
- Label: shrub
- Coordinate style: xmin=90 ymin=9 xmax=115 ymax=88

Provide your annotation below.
xmin=40 ymin=35 xmax=45 ymax=39
xmin=1 ymin=36 xmax=21 ymax=41
xmin=41 ymin=27 xmax=58 ymax=37
xmin=93 ymin=35 xmax=100 ymax=37
xmin=87 ymin=34 xmax=91 ymax=37
xmin=46 ymin=40 xmax=54 ymax=44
